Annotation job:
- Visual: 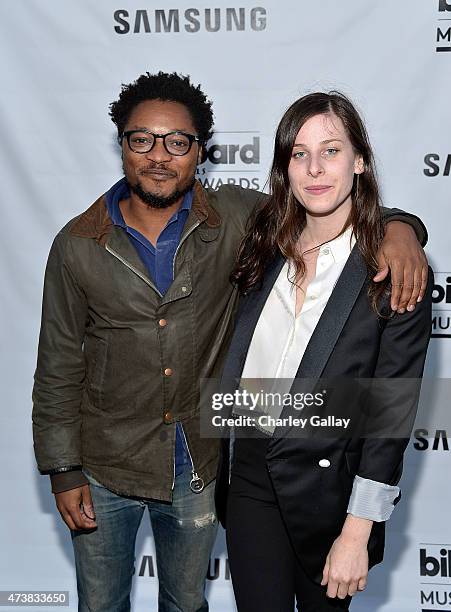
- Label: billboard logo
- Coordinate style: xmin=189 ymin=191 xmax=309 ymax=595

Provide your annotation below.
xmin=437 ymin=1 xmax=451 ymax=52
xmin=420 ymin=542 xmax=451 ymax=609
xmin=197 ymin=132 xmax=262 ymax=190
xmin=421 ymin=547 xmax=451 ymax=578
xmin=205 ymin=137 xmax=259 ymax=166
xmin=432 ymin=276 xmax=451 ymax=305
xmin=431 ymin=273 xmax=451 ymax=338
xmin=420 ymin=544 xmax=451 ymax=578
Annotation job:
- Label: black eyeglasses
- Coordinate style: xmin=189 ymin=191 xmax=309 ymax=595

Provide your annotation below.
xmin=120 ymin=130 xmax=202 ymax=156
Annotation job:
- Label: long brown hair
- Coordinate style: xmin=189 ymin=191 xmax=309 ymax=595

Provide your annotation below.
xmin=232 ymin=91 xmax=388 ymax=311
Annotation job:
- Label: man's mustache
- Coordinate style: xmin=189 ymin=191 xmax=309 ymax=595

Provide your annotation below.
xmin=138 ymin=164 xmax=177 ymax=177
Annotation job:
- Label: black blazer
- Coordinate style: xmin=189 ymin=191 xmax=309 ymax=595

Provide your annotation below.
xmin=215 ymin=244 xmax=433 ymax=584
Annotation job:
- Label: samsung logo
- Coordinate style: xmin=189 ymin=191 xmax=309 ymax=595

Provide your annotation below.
xmin=424 ymin=153 xmax=451 ymax=177
xmin=114 ymin=8 xmax=267 ymax=34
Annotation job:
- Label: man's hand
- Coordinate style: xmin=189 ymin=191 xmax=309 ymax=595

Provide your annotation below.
xmin=321 ymin=515 xmax=372 ymax=599
xmin=55 ymin=484 xmax=97 ymax=531
xmin=374 ymin=221 xmax=428 ymax=313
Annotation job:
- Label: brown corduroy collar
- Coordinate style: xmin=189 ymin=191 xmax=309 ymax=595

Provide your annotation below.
xmin=70 ymin=179 xmax=221 ymax=246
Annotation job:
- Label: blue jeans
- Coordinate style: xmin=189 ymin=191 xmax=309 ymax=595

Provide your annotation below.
xmin=71 ymin=466 xmax=218 ymax=612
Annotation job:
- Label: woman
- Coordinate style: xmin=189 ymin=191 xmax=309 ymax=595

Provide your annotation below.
xmin=215 ymin=92 xmax=432 ymax=611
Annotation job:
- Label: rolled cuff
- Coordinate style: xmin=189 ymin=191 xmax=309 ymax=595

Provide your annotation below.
xmin=347 ymin=475 xmax=400 ymax=522
xmin=50 ymin=469 xmax=89 ymax=494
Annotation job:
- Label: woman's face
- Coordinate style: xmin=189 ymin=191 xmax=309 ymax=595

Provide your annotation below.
xmin=287 ymin=112 xmax=364 ymax=218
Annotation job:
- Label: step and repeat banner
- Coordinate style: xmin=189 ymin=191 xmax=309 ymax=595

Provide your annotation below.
xmin=1 ymin=1 xmax=449 ymax=610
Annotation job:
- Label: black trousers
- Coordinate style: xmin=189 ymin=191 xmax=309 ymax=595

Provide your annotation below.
xmin=226 ymin=438 xmax=352 ymax=612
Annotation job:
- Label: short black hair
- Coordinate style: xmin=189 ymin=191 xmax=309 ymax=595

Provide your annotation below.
xmin=109 ymin=71 xmax=214 ymax=142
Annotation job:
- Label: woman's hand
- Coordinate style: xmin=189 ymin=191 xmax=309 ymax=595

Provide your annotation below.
xmin=321 ymin=515 xmax=372 ymax=599
xmin=374 ymin=221 xmax=428 ymax=313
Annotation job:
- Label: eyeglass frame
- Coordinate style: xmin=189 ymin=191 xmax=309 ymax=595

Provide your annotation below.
xmin=119 ymin=129 xmax=203 ymax=156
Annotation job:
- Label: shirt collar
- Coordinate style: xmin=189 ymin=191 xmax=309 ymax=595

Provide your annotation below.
xmin=105 ymin=176 xmax=193 ymax=228
xmin=276 ymin=226 xmax=355 ymax=298
xmin=319 ymin=225 xmax=355 ymax=263
xmin=105 ymin=177 xmax=129 ymax=227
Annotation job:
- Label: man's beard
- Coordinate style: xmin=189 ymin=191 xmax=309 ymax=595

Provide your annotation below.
xmin=126 ymin=176 xmax=195 ymax=209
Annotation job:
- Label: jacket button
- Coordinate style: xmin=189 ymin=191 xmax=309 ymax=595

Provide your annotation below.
xmin=159 ymin=319 xmax=167 ymax=327
xmin=163 ymin=411 xmax=173 ymax=424
xmin=164 ymin=368 xmax=173 ymax=377
xmin=318 ymin=459 xmax=331 ymax=468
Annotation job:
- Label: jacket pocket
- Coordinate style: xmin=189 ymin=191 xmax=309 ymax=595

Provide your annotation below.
xmin=84 ymin=335 xmax=108 ymax=407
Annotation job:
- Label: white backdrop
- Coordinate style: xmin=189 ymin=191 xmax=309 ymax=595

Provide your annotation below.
xmin=1 ymin=1 xmax=450 ymax=610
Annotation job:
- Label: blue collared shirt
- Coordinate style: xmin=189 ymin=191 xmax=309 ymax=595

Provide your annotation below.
xmin=105 ymin=177 xmax=191 ymax=476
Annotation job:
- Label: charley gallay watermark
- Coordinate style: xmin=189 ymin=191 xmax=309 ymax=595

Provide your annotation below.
xmin=211 ymin=412 xmax=351 ymax=430
xmin=208 ymin=388 xmax=349 ymax=433
xmin=200 ymin=377 xmax=437 ymax=439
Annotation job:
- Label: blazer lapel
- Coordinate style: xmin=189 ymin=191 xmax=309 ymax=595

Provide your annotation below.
xmin=222 ymin=245 xmax=367 ymax=384
xmin=221 ymin=252 xmax=286 ymax=382
xmin=266 ymin=244 xmax=368 ymax=452
xmin=294 ymin=243 xmax=368 ymax=380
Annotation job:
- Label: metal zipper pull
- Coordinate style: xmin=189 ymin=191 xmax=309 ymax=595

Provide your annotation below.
xmin=190 ymin=471 xmax=205 ymax=494
xmin=179 ymin=424 xmax=204 ymax=493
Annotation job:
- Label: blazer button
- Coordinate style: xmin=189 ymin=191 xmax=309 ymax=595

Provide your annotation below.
xmin=159 ymin=319 xmax=167 ymax=327
xmin=163 ymin=411 xmax=173 ymax=424
xmin=318 ymin=459 xmax=331 ymax=468
xmin=164 ymin=368 xmax=173 ymax=377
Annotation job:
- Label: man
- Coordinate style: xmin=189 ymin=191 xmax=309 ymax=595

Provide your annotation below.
xmin=32 ymin=72 xmax=428 ymax=612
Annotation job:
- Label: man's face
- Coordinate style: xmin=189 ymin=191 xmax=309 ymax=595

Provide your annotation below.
xmin=122 ymin=99 xmax=202 ymax=208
